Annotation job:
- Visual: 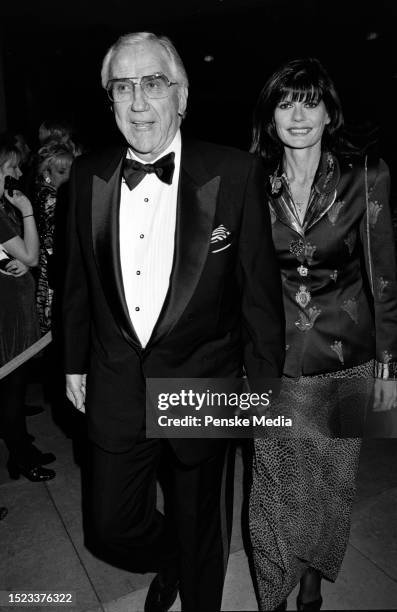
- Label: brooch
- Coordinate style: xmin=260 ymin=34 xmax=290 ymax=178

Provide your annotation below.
xmin=297 ymin=265 xmax=308 ymax=277
xmin=289 ymin=239 xmax=305 ymax=258
xmin=295 ymin=285 xmax=311 ymax=308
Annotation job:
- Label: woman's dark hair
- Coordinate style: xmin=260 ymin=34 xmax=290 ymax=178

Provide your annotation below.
xmin=250 ymin=57 xmax=349 ymax=162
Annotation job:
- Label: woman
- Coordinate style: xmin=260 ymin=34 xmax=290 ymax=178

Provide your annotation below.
xmin=249 ymin=58 xmax=397 ymax=611
xmin=35 ymin=140 xmax=74 ymax=333
xmin=0 ymin=134 xmax=55 ymax=482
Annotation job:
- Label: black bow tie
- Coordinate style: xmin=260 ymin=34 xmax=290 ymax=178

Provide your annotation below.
xmin=123 ymin=152 xmax=175 ymax=190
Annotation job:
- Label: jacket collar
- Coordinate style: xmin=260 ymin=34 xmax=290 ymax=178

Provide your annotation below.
xmin=267 ymin=151 xmax=340 ymax=235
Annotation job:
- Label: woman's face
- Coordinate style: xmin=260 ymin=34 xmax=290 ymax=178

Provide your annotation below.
xmin=0 ymin=155 xmax=22 ymax=198
xmin=45 ymin=157 xmax=73 ymax=190
xmin=273 ymin=95 xmax=330 ymax=152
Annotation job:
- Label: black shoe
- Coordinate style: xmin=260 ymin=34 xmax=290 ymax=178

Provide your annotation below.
xmin=7 ymin=460 xmax=56 ymax=482
xmin=144 ymin=572 xmax=179 ymax=612
xmin=24 ymin=405 xmax=44 ymax=416
xmin=297 ymin=595 xmax=323 ymax=611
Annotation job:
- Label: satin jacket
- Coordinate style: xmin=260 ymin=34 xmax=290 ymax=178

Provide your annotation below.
xmin=267 ymin=152 xmax=397 ymax=378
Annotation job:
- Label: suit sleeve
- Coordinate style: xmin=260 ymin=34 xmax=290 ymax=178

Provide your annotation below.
xmin=237 ymin=155 xmax=285 ymax=380
xmin=62 ymin=162 xmax=91 ymax=373
xmin=360 ymin=157 xmax=397 ymax=379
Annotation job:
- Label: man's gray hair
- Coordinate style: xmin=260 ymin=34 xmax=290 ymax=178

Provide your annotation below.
xmin=101 ymin=32 xmax=189 ymax=89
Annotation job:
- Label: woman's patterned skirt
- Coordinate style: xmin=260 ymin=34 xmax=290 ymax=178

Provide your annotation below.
xmin=249 ymin=361 xmax=373 ymax=610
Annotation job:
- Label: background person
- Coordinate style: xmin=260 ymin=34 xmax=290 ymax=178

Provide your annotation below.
xmin=14 ymin=133 xmax=32 ymax=172
xmin=249 ymin=58 xmax=397 ymax=611
xmin=38 ymin=119 xmax=83 ymax=157
xmin=0 ymin=133 xmax=55 ymax=482
xmin=35 ymin=140 xmax=75 ymax=334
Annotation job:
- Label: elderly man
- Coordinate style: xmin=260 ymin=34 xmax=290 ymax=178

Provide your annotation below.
xmin=63 ymin=32 xmax=284 ymax=612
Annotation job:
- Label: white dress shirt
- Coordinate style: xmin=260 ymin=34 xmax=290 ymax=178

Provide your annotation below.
xmin=119 ymin=131 xmax=181 ymax=348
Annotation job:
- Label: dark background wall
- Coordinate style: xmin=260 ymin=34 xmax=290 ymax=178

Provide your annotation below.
xmin=1 ymin=0 xmax=396 ymax=167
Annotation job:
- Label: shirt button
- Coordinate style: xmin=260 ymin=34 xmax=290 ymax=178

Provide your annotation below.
xmin=135 ymin=306 xmax=140 ymax=311
xmin=139 ymin=234 xmax=144 ymax=239
xmin=144 ymin=198 xmax=149 ymax=202
xmin=136 ymin=270 xmax=141 ymax=275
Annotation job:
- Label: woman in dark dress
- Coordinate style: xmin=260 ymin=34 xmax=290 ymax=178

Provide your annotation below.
xmin=35 ymin=140 xmax=74 ymax=334
xmin=0 ymin=134 xmax=55 ymax=481
xmin=249 ymin=59 xmax=397 ymax=611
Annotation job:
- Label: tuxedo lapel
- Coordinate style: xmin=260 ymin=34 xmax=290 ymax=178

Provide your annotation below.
xmin=91 ymin=147 xmax=141 ymax=350
xmin=148 ymin=144 xmax=219 ymax=347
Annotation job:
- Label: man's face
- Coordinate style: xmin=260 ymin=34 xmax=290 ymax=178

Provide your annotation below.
xmin=108 ymin=41 xmax=188 ymax=161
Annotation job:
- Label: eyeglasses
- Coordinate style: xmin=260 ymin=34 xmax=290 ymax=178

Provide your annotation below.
xmin=106 ymin=73 xmax=179 ymax=102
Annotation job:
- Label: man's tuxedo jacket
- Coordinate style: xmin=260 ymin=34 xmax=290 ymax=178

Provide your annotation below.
xmin=63 ymin=138 xmax=285 ymax=464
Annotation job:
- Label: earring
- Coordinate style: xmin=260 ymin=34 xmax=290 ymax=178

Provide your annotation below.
xmin=44 ymin=176 xmax=51 ymax=184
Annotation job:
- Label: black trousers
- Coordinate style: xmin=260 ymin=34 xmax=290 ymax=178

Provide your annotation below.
xmin=86 ymin=434 xmax=235 ymax=612
xmin=0 ymin=364 xmax=32 ymax=465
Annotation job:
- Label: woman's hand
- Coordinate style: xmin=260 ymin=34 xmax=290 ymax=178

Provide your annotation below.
xmin=4 ymin=189 xmax=33 ymax=217
xmin=4 ymin=258 xmax=29 ymax=277
xmin=373 ymin=379 xmax=397 ymax=411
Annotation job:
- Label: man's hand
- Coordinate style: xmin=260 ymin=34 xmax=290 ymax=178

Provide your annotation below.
xmin=373 ymin=379 xmax=397 ymax=412
xmin=66 ymin=373 xmax=87 ymax=413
